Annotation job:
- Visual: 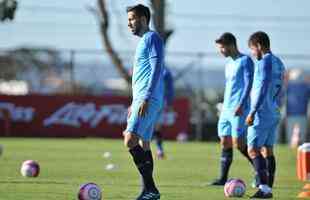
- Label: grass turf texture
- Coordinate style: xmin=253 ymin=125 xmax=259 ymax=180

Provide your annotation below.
xmin=0 ymin=138 xmax=302 ymax=200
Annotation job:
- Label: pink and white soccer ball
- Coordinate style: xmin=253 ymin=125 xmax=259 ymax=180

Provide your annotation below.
xmin=78 ymin=183 xmax=102 ymax=200
xmin=224 ymin=178 xmax=246 ymax=197
xmin=20 ymin=160 xmax=40 ymax=177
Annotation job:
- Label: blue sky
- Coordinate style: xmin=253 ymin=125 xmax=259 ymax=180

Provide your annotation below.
xmin=1 ymin=0 xmax=310 ymax=68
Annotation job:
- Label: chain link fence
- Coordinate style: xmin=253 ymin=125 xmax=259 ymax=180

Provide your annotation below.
xmin=1 ymin=48 xmax=309 ymax=141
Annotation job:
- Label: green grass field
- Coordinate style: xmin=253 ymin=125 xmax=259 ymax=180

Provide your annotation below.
xmin=0 ymin=138 xmax=303 ymax=200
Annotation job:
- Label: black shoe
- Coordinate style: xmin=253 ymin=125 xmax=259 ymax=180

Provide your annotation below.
xmin=208 ymin=178 xmax=227 ymax=186
xmin=136 ymin=190 xmax=160 ymax=200
xmin=250 ymin=189 xmax=273 ymax=199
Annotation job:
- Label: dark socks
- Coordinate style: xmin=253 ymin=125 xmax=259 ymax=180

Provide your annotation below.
xmin=145 ymin=150 xmax=154 ymax=172
xmin=219 ymin=148 xmax=233 ymax=181
xmin=252 ymin=155 xmax=268 ymax=185
xmin=239 ymin=146 xmax=253 ymax=166
xmin=129 ymin=145 xmax=157 ymax=192
xmin=154 ymin=131 xmax=163 ymax=152
xmin=266 ymin=155 xmax=276 ymax=188
xmin=138 ymin=150 xmax=154 ymax=192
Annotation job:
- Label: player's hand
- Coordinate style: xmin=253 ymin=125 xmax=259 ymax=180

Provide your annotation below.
xmin=246 ymin=113 xmax=254 ymax=126
xmin=234 ymin=105 xmax=243 ymax=116
xmin=138 ymin=100 xmax=149 ymax=117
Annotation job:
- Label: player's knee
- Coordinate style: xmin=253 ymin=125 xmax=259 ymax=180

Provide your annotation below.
xmin=261 ymin=146 xmax=273 ymax=157
xmin=247 ymin=147 xmax=259 ymax=159
xmin=260 ymin=147 xmax=267 ymax=157
xmin=125 ymin=139 xmax=138 ymax=149
xmin=221 ymin=137 xmax=232 ymax=149
xmin=124 ymin=133 xmax=139 ymax=149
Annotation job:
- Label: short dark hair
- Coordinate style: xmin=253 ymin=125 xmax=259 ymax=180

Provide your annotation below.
xmin=215 ymin=32 xmax=237 ymax=46
xmin=248 ymin=31 xmax=270 ymax=49
xmin=126 ymin=4 xmax=151 ymax=25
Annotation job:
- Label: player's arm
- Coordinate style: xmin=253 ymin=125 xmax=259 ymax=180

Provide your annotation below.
xmin=247 ymin=57 xmax=272 ymax=125
xmin=275 ymin=67 xmax=286 ymax=109
xmin=275 ymin=84 xmax=285 ymax=109
xmin=235 ymin=58 xmax=254 ymax=116
xmin=144 ymin=34 xmax=164 ymax=101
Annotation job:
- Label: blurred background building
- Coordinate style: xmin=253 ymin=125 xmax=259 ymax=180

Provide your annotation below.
xmin=0 ymin=0 xmax=309 ymax=141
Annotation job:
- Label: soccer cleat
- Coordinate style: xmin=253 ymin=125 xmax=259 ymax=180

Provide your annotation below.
xmin=250 ymin=189 xmax=273 ymax=199
xmin=208 ymin=178 xmax=227 ymax=186
xmin=136 ymin=191 xmax=160 ymax=200
xmin=156 ymin=150 xmax=165 ymax=160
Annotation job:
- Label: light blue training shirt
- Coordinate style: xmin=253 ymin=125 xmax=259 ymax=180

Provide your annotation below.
xmin=132 ymin=31 xmax=164 ymax=104
xmin=222 ymin=54 xmax=254 ymax=113
xmin=250 ymin=52 xmax=285 ymax=118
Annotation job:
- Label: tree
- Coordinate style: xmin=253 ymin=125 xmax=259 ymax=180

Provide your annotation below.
xmin=0 ymin=0 xmax=18 ymax=22
xmin=89 ymin=0 xmax=173 ymax=89
xmin=150 ymin=0 xmax=173 ymax=45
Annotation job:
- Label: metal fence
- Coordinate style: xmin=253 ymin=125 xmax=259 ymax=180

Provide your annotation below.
xmin=1 ymin=48 xmax=310 ymax=141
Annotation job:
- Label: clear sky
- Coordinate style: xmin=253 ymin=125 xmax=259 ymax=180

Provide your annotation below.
xmin=1 ymin=0 xmax=310 ymax=68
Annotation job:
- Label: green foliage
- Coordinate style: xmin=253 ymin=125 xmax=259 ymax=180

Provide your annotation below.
xmin=0 ymin=0 xmax=17 ymax=22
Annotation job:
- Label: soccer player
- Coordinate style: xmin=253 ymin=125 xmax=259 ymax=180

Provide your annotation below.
xmin=210 ymin=32 xmax=254 ymax=185
xmin=124 ymin=4 xmax=164 ymax=200
xmin=286 ymin=69 xmax=310 ymax=148
xmin=153 ymin=66 xmax=175 ymax=159
xmin=246 ymin=31 xmax=285 ymax=199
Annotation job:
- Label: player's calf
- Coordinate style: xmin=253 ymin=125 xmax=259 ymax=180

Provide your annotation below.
xmin=261 ymin=147 xmax=276 ymax=188
xmin=248 ymin=148 xmax=272 ymax=198
xmin=210 ymin=147 xmax=233 ymax=186
xmin=209 ymin=137 xmax=233 ymax=186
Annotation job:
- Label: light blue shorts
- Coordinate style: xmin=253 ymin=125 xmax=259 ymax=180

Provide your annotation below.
xmin=218 ymin=112 xmax=247 ymax=138
xmin=247 ymin=114 xmax=280 ymax=148
xmin=125 ymin=99 xmax=162 ymax=141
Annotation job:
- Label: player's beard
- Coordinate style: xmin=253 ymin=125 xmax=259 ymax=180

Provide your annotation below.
xmin=256 ymin=52 xmax=263 ymax=60
xmin=220 ymin=49 xmax=229 ymax=57
xmin=223 ymin=50 xmax=231 ymax=57
xmin=131 ymin=22 xmax=142 ymax=36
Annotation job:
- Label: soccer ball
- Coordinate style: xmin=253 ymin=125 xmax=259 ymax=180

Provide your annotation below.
xmin=20 ymin=160 xmax=40 ymax=177
xmin=78 ymin=183 xmax=102 ymax=200
xmin=224 ymin=178 xmax=246 ymax=197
